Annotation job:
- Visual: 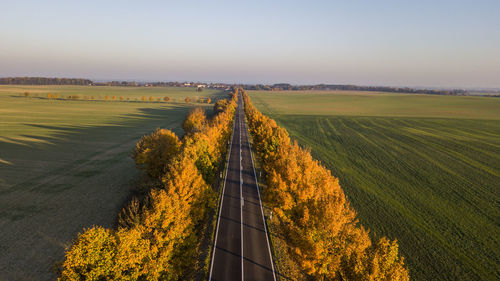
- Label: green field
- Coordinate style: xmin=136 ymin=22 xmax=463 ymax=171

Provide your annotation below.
xmin=249 ymin=90 xmax=500 ymax=281
xmin=0 ymin=85 xmax=224 ymax=280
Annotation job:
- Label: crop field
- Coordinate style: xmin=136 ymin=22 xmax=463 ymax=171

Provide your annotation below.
xmin=249 ymin=90 xmax=500 ymax=281
xmin=0 ymin=86 xmax=224 ymax=280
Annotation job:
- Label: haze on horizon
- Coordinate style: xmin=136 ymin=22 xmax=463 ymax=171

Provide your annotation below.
xmin=1 ymin=0 xmax=499 ymax=88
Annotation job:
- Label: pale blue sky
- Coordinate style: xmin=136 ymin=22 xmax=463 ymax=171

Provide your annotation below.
xmin=1 ymin=0 xmax=499 ymax=87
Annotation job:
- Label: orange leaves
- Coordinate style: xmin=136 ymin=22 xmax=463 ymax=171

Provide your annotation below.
xmin=242 ymin=90 xmax=409 ymax=280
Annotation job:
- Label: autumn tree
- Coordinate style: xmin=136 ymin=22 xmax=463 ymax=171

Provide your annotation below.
xmin=185 ymin=97 xmax=191 ymax=103
xmin=58 ymin=226 xmax=117 ymax=280
xmin=163 ymin=96 xmax=170 ymax=102
xmin=214 ymin=99 xmax=229 ymax=114
xmin=133 ymin=129 xmax=182 ymax=179
xmin=182 ymin=107 xmax=206 ymax=135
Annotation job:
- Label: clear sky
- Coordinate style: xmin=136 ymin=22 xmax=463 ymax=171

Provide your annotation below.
xmin=1 ymin=0 xmax=499 ymax=88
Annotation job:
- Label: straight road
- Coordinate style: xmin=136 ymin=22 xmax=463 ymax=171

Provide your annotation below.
xmin=209 ymin=93 xmax=276 ymax=281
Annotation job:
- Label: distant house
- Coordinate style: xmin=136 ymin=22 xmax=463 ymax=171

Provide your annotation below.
xmin=184 ymin=83 xmax=192 ymax=87
xmin=197 ymin=84 xmax=206 ymax=88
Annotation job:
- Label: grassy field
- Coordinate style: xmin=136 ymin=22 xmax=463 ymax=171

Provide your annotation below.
xmin=0 ymin=86 xmax=224 ymax=280
xmin=0 ymin=85 xmax=220 ymax=102
xmin=249 ymin=90 xmax=500 ymax=281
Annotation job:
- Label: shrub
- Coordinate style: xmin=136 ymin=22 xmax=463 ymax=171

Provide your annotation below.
xmin=47 ymin=93 xmax=52 ymax=99
xmin=163 ymin=96 xmax=170 ymax=102
xmin=149 ymin=96 xmax=155 ymax=102
xmin=185 ymin=97 xmax=191 ymax=103
xmin=24 ymin=92 xmax=30 ymax=97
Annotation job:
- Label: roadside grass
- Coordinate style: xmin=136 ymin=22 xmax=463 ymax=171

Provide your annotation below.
xmin=0 ymin=87 xmax=224 ymax=280
xmin=249 ymin=90 xmax=500 ymax=281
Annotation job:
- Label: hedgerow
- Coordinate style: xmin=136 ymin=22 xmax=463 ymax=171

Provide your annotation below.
xmin=58 ymin=90 xmax=238 ymax=280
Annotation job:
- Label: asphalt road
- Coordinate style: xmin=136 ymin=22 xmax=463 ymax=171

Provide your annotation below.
xmin=209 ymin=93 xmax=276 ymax=281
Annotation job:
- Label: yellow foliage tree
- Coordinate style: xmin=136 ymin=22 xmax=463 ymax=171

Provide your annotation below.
xmin=133 ymin=129 xmax=182 ymax=179
xmin=58 ymin=226 xmax=117 ymax=280
xmin=182 ymin=107 xmax=206 ymax=135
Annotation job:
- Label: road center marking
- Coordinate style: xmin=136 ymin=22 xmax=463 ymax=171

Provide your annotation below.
xmin=239 ymin=101 xmax=244 ymax=281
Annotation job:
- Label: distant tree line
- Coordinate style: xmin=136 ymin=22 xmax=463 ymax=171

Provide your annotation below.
xmin=4 ymin=77 xmax=495 ymax=96
xmin=0 ymin=77 xmax=92 ymax=85
xmin=241 ymin=83 xmax=470 ymax=96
